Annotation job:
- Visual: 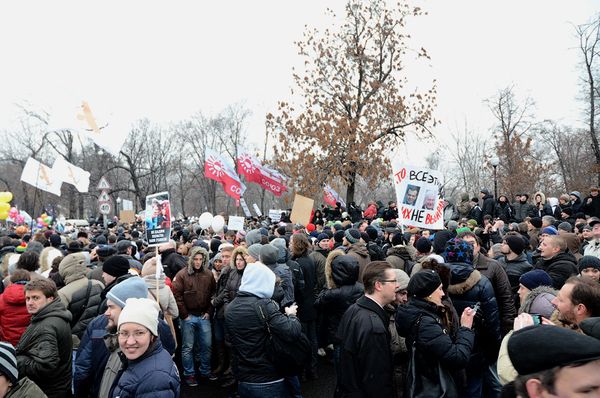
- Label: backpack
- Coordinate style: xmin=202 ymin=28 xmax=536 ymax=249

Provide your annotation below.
xmin=287 ymin=259 xmax=305 ymax=301
xmin=254 ymin=299 xmax=311 ymax=377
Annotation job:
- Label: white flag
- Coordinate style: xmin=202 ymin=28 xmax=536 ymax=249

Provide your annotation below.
xmin=20 ymin=158 xmax=62 ymax=196
xmin=155 ymin=254 xmax=164 ymax=279
xmin=52 ymin=157 xmax=90 ymax=193
xmin=76 ymin=101 xmax=128 ymax=157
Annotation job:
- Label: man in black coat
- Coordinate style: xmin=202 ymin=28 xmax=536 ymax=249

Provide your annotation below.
xmin=480 ymin=189 xmax=496 ymax=219
xmin=159 ymin=240 xmax=187 ymax=280
xmin=535 ymin=235 xmax=578 ymax=289
xmin=335 ymin=261 xmax=397 ymax=397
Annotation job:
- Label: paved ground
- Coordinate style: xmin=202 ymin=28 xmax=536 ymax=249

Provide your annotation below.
xmin=181 ymin=356 xmax=336 ymax=398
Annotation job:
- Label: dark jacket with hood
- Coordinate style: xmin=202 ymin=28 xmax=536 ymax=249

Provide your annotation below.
xmin=481 ymin=190 xmax=495 ymax=218
xmin=534 ymin=251 xmax=578 ymax=290
xmin=335 ymin=295 xmax=394 ymax=398
xmin=473 ymin=253 xmax=517 ymax=335
xmin=0 ymin=282 xmax=30 ymax=346
xmin=386 ymin=245 xmax=417 ymax=274
xmin=446 ymin=263 xmax=501 ymax=362
xmin=315 ymin=250 xmax=364 ymax=344
xmin=16 ymin=299 xmax=73 ymax=398
xmin=172 ymin=246 xmax=216 ymax=319
xmin=260 ymin=243 xmax=293 ymax=307
xmin=396 ymin=297 xmax=475 ymax=398
xmin=348 ymin=242 xmax=371 ymax=283
xmin=160 ymin=247 xmax=187 ymax=280
xmin=225 ymin=269 xmax=302 ymax=383
xmin=110 ymin=339 xmax=179 ymax=398
xmin=291 ymin=251 xmax=318 ymax=322
xmin=213 ymin=247 xmax=247 ymax=319
xmin=582 ymin=193 xmax=600 ymax=218
xmin=494 ymin=199 xmax=513 ymax=223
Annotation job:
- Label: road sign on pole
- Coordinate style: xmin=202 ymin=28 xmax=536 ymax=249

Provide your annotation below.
xmin=97 ymin=176 xmax=111 ymax=190
xmin=98 ymin=190 xmax=110 ymax=202
xmin=99 ymin=202 xmax=111 ymax=215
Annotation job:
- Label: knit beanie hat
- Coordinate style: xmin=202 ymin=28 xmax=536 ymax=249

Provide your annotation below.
xmin=49 ymin=234 xmax=62 ymax=247
xmin=393 ymin=269 xmax=410 ymax=290
xmin=541 ymin=226 xmax=558 ymax=236
xmin=26 ymin=240 xmax=44 ymax=256
xmin=519 ymin=269 xmax=553 ymax=291
xmin=504 ymin=235 xmax=526 ymax=255
xmin=118 ymin=298 xmax=159 ymax=336
xmin=365 ymin=226 xmax=378 ymax=241
xmin=210 ymin=238 xmax=222 ymax=254
xmin=102 ymin=255 xmax=131 ymax=278
xmin=530 ymin=217 xmax=543 ymax=229
xmin=558 ymin=222 xmax=573 ymax=232
xmin=443 ymin=238 xmax=474 ymax=264
xmin=0 ymin=342 xmax=18 ymax=384
xmin=333 ymin=230 xmax=345 ymax=244
xmin=259 ymin=244 xmax=279 ymax=266
xmin=245 ymin=229 xmax=263 ymax=246
xmin=408 ymin=270 xmax=442 ymax=298
xmin=578 ymin=255 xmax=600 ymax=273
xmin=415 ymin=237 xmax=432 ymax=254
xmin=247 ymin=244 xmax=262 ymax=261
xmin=106 ymin=276 xmax=149 ymax=308
xmin=344 ymin=229 xmax=361 ymax=244
xmin=391 ymin=233 xmax=404 ymax=247
xmin=317 ymin=233 xmax=329 ymax=243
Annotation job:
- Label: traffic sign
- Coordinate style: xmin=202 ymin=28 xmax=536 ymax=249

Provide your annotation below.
xmin=99 ymin=202 xmax=111 ymax=215
xmin=97 ymin=176 xmax=111 ymax=190
xmin=98 ymin=190 xmax=110 ymax=203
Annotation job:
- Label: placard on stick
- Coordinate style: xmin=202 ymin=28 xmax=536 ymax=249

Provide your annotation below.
xmin=120 ymin=210 xmax=136 ymax=224
xmin=290 ymin=194 xmax=314 ymax=226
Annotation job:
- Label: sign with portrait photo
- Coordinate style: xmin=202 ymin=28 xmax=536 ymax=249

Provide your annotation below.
xmin=392 ymin=162 xmax=444 ymax=230
xmin=145 ymin=191 xmax=171 ymax=245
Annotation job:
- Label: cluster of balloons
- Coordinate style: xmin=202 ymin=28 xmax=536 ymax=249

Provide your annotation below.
xmin=198 ymin=212 xmax=225 ymax=233
xmin=36 ymin=213 xmax=53 ymax=229
xmin=0 ymin=192 xmax=13 ymax=221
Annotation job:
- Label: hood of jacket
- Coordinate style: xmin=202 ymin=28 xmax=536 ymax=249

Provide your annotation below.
xmin=143 ymin=274 xmax=166 ymax=290
xmin=544 ymin=251 xmax=578 ymax=266
xmin=2 ymin=283 xmax=26 ymax=305
xmin=446 ymin=263 xmax=481 ymax=295
xmin=519 ymin=285 xmax=558 ymax=319
xmin=325 ymin=249 xmax=359 ymax=289
xmin=238 ymin=261 xmax=275 ymax=299
xmin=534 ymin=191 xmax=546 ymax=205
xmin=31 ymin=297 xmax=72 ymax=324
xmin=270 ymin=238 xmax=289 ymax=264
xmin=347 ymin=241 xmax=369 ymax=258
xmin=386 ymin=245 xmax=416 ymax=262
xmin=187 ymin=246 xmax=209 ymax=275
xmin=58 ymin=253 xmax=88 ymax=285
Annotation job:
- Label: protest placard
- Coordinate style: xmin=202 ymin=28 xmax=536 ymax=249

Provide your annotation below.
xmin=228 ymin=216 xmax=245 ymax=231
xmin=144 ymin=191 xmax=171 ymax=245
xmin=290 ymin=194 xmax=314 ymax=226
xmin=392 ymin=162 xmax=444 ymax=230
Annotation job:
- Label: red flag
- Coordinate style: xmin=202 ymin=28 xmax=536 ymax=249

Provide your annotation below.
xmin=324 ymin=185 xmax=345 ymax=207
xmin=237 ymin=147 xmax=288 ymax=197
xmin=205 ymin=148 xmax=246 ymax=200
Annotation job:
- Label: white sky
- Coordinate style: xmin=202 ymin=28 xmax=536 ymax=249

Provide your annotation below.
xmin=0 ymin=1 xmax=597 ymax=160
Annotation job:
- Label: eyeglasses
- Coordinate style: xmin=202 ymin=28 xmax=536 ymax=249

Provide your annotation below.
xmin=117 ymin=330 xmax=149 ymax=340
xmin=378 ymin=279 xmax=398 ymax=284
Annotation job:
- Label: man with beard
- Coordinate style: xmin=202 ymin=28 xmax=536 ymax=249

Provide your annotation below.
xmin=535 ymin=236 xmax=578 ymax=289
xmin=73 ymin=276 xmax=175 ymax=398
xmin=551 ymin=276 xmax=600 ymax=330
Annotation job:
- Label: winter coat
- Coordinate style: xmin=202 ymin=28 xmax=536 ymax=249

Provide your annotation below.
xmin=16 ymin=299 xmax=72 ymax=398
xmin=473 ymin=253 xmax=516 ymax=335
xmin=534 ymin=251 xmax=578 ymax=289
xmin=582 ymin=194 xmax=600 ymax=218
xmin=386 ymin=245 xmax=417 ymax=274
xmin=446 ymin=263 xmax=502 ymax=362
xmin=512 ymin=201 xmax=534 ymax=223
xmin=309 ymin=249 xmax=327 ymax=290
xmin=315 ymin=250 xmax=364 ymax=344
xmin=363 ymin=204 xmax=378 ymax=220
xmin=518 ymin=285 xmax=558 ymax=319
xmin=212 ymin=265 xmax=231 ymax=319
xmin=143 ymin=275 xmax=179 ymax=318
xmin=5 ymin=377 xmax=47 ymax=398
xmin=292 ymin=253 xmax=318 ymax=322
xmin=531 ymin=191 xmax=547 ymax=218
xmin=172 ymin=246 xmax=216 ymax=319
xmin=58 ymin=275 xmax=104 ymax=339
xmin=560 ymin=232 xmax=582 ymax=261
xmin=498 ymin=253 xmax=533 ymax=297
xmin=456 ymin=193 xmax=473 ymax=219
xmin=494 ymin=201 xmax=513 ymax=223
xmin=335 ymin=295 xmax=394 ymax=398
xmin=395 ymin=298 xmax=475 ymax=398
xmin=225 ymin=292 xmax=302 ymax=383
xmin=110 ymin=339 xmax=180 ymax=398
xmin=348 ymin=242 xmax=372 ymax=283
xmin=213 ymin=265 xmax=244 ymax=318
xmin=160 ymin=248 xmax=187 ymax=280
xmin=444 ymin=202 xmax=459 ymax=222
xmin=481 ymin=193 xmax=496 ymax=218
xmin=0 ymin=283 xmax=31 ymax=346
xmin=469 ymin=204 xmax=483 ymax=226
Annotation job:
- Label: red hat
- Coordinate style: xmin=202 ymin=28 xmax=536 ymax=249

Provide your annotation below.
xmin=306 ymin=223 xmax=316 ymax=232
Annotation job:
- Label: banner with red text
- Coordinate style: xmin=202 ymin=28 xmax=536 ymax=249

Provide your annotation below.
xmin=392 ymin=162 xmax=444 ymax=230
xmin=236 ymin=147 xmax=287 ymax=196
xmin=324 ymin=184 xmax=346 ymax=208
xmin=205 ymin=148 xmax=246 ymax=201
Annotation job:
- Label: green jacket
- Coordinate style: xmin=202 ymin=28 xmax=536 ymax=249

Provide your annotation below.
xmin=6 ymin=377 xmax=47 ymax=398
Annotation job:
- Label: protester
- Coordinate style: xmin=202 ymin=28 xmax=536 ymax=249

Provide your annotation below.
xmin=535 ymin=235 xmax=578 ymax=289
xmin=112 ymin=298 xmax=180 ymax=397
xmin=0 ymin=270 xmax=31 ymax=347
xmin=0 ymin=342 xmax=47 ymax=398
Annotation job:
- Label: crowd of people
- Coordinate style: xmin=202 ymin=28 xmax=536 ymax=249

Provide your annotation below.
xmin=0 ymin=187 xmax=598 ymax=397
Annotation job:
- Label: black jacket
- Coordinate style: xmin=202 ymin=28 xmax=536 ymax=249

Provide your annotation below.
xmin=315 ymin=251 xmax=364 ymax=344
xmin=498 ymin=253 xmax=533 ymax=296
xmin=335 ymin=295 xmax=394 ymax=397
xmin=582 ymin=195 xmax=600 ymax=218
xmin=160 ymin=248 xmax=187 ymax=280
xmin=481 ymin=193 xmax=495 ymax=218
xmin=534 ymin=251 xmax=578 ymax=289
xmin=69 ymin=281 xmax=104 ymax=338
xmin=292 ymin=254 xmax=318 ymax=322
xmin=396 ymin=298 xmax=475 ymax=398
xmin=224 ymin=292 xmax=302 ymax=383
xmin=16 ymin=299 xmax=73 ymax=398
xmin=494 ymin=202 xmax=513 ymax=223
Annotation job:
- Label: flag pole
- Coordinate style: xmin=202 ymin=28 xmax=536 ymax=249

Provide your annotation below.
xmin=30 ymin=161 xmax=42 ymax=232
xmin=155 ymin=246 xmax=160 ymax=306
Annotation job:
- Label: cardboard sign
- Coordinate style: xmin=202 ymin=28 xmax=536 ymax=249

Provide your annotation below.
xmin=227 ymin=215 xmax=245 ymax=231
xmin=392 ymin=162 xmax=444 ymax=230
xmin=120 ymin=210 xmax=136 ymax=224
xmin=144 ymin=191 xmax=171 ymax=245
xmin=290 ymin=194 xmax=314 ymax=226
xmin=253 ymin=203 xmax=263 ymax=217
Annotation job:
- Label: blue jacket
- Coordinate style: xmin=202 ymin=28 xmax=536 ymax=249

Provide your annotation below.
xmin=111 ymin=339 xmax=180 ymax=398
xmin=74 ymin=314 xmax=176 ymax=398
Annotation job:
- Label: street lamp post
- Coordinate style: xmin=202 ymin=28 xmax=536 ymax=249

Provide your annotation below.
xmin=490 ymin=156 xmax=500 ymax=199
xmin=116 ymin=197 xmax=122 ymax=219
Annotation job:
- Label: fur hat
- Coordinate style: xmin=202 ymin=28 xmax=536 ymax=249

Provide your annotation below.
xmin=118 ymin=298 xmax=159 ymax=336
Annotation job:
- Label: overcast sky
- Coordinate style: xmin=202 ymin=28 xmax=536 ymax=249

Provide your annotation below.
xmin=0 ymin=1 xmax=597 ymax=161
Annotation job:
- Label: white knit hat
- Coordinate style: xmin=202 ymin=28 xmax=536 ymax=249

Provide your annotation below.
xmin=117 ymin=298 xmax=160 ymax=336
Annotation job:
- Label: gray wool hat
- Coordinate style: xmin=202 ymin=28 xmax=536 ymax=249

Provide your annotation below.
xmin=247 ymin=244 xmax=262 ymax=261
xmin=259 ymin=244 xmax=279 ymax=266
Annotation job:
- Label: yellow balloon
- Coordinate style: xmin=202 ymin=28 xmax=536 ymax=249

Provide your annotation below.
xmin=0 ymin=192 xmax=12 ymax=203
xmin=0 ymin=211 xmax=8 ymax=220
xmin=0 ymin=203 xmax=10 ymax=213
